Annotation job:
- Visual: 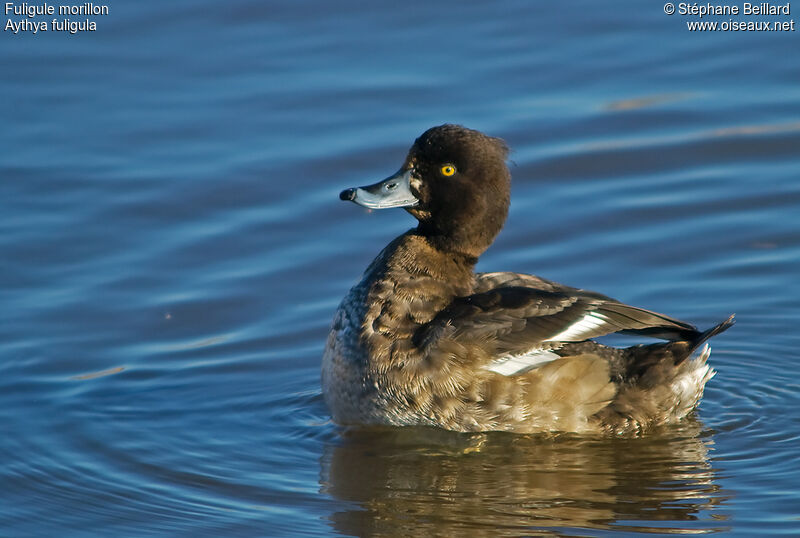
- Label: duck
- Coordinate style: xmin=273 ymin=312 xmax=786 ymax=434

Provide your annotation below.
xmin=322 ymin=124 xmax=734 ymax=435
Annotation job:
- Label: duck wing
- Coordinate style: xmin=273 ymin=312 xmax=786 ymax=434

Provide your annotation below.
xmin=413 ymin=274 xmax=700 ymax=374
xmin=472 ymin=271 xmax=566 ymax=293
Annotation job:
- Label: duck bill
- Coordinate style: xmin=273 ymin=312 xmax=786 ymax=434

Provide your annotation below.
xmin=339 ymin=169 xmax=419 ymax=209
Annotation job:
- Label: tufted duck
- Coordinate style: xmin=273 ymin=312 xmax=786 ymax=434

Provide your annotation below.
xmin=323 ymin=124 xmax=734 ymax=435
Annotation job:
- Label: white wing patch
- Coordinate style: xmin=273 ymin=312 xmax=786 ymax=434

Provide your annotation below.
xmin=485 ymin=350 xmax=561 ymax=376
xmin=545 ymin=311 xmax=609 ymax=342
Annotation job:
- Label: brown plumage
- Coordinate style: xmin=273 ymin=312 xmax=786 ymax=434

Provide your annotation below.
xmin=323 ymin=124 xmax=734 ymax=435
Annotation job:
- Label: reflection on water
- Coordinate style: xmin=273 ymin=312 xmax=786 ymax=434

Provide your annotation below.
xmin=321 ymin=421 xmax=727 ymax=536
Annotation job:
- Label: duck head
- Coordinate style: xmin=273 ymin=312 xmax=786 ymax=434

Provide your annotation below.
xmin=340 ymin=124 xmax=511 ymax=258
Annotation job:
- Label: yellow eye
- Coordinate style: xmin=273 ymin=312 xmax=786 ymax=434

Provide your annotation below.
xmin=440 ymin=164 xmax=456 ymax=177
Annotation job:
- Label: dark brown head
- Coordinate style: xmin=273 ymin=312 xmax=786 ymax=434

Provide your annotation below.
xmin=340 ymin=124 xmax=510 ymax=258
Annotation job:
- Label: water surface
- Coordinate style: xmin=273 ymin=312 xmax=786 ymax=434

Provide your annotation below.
xmin=2 ymin=1 xmax=799 ymax=535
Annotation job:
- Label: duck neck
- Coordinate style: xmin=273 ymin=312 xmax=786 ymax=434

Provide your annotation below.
xmin=421 ymin=232 xmax=480 ymax=267
xmin=386 ymin=231 xmax=477 ymax=292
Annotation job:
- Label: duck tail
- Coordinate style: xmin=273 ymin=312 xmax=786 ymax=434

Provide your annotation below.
xmin=688 ymin=314 xmax=736 ymax=356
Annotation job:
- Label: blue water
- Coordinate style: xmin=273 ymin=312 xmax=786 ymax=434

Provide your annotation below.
xmin=2 ymin=1 xmax=799 ymax=535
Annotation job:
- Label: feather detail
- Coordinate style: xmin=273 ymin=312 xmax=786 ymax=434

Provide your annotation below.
xmin=485 ymin=350 xmax=561 ymax=376
xmin=545 ymin=311 xmax=611 ymax=342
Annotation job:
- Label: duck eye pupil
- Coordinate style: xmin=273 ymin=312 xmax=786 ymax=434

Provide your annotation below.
xmin=441 ymin=165 xmax=456 ymax=176
xmin=386 ymin=182 xmax=397 ymax=190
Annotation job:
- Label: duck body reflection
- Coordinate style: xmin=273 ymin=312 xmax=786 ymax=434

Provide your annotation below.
xmin=320 ymin=422 xmax=728 ymax=536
